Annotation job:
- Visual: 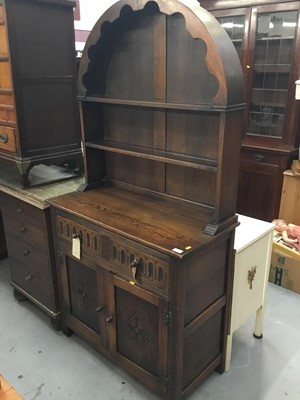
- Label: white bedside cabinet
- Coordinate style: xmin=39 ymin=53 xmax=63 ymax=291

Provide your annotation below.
xmin=225 ymin=214 xmax=274 ymax=371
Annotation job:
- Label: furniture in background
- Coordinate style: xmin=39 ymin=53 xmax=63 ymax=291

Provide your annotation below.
xmin=225 ymin=214 xmax=274 ymax=371
xmin=49 ymin=1 xmax=245 ymax=399
xmin=279 ymin=169 xmax=300 ymax=225
xmin=0 ymin=162 xmax=83 ymax=328
xmin=200 ymin=0 xmax=300 ymax=222
xmin=0 ymin=0 xmax=82 ymax=187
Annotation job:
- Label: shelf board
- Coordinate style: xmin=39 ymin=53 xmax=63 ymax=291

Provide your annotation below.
xmin=86 ymin=140 xmax=218 ymax=172
xmin=78 ymin=96 xmax=224 ymax=112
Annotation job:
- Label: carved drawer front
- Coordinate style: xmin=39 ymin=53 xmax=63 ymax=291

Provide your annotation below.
xmin=109 ymin=239 xmax=169 ymax=293
xmin=0 ymin=125 xmax=16 ymax=152
xmin=5 ymin=234 xmax=51 ymax=281
xmin=56 ymin=215 xmax=169 ymax=294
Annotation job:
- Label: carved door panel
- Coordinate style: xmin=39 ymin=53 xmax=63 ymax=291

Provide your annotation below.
xmin=106 ymin=274 xmax=169 ymax=394
xmin=62 ymin=255 xmax=107 ymax=349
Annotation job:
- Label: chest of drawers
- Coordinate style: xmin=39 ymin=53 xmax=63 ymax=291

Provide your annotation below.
xmin=0 ymin=190 xmax=60 ymax=323
xmin=0 ymin=168 xmax=83 ymax=327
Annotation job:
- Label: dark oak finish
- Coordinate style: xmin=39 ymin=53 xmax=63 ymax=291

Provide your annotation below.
xmin=0 ymin=191 xmax=60 ymax=321
xmin=49 ymin=1 xmax=244 ymax=398
xmin=0 ymin=0 xmax=82 ymax=187
xmin=200 ymin=0 xmax=300 ymax=221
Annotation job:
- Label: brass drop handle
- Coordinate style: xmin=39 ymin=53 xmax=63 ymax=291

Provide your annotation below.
xmin=0 ymin=134 xmax=8 ymax=143
xmin=105 ymin=316 xmax=113 ymax=323
xmin=25 ymin=274 xmax=32 ymax=281
xmin=95 ymin=305 xmax=104 ymax=313
xmin=130 ymin=259 xmax=139 ymax=283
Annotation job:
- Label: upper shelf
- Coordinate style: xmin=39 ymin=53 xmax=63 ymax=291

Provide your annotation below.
xmin=78 ymin=96 xmax=244 ymax=112
xmin=85 ymin=139 xmax=218 ymax=172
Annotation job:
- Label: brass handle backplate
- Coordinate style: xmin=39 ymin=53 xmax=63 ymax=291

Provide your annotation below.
xmin=0 ymin=134 xmax=8 ymax=143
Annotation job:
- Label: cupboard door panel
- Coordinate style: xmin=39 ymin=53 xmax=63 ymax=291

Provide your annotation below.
xmin=66 ymin=257 xmax=105 ymax=337
xmin=108 ymin=275 xmax=168 ymax=393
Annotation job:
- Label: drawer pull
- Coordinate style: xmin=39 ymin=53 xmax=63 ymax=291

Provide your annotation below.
xmin=105 ymin=315 xmax=113 ymax=323
xmin=252 ymin=153 xmax=265 ymax=162
xmin=22 ymin=250 xmax=30 ymax=256
xmin=130 ymin=259 xmax=139 ymax=283
xmin=0 ymin=134 xmax=8 ymax=143
xmin=16 ymin=207 xmax=23 ymax=213
xmin=19 ymin=226 xmax=27 ymax=233
xmin=25 ymin=274 xmax=32 ymax=281
xmin=95 ymin=306 xmax=104 ymax=313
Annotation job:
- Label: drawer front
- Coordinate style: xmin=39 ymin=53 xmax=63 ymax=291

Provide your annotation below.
xmin=0 ymin=94 xmax=16 ymax=125
xmin=55 ymin=215 xmax=170 ymax=295
xmin=5 ymin=234 xmax=51 ymax=280
xmin=0 ymin=193 xmax=46 ymax=233
xmin=2 ymin=213 xmax=48 ymax=252
xmin=10 ymin=257 xmax=55 ymax=311
xmin=0 ymin=125 xmax=16 ymax=152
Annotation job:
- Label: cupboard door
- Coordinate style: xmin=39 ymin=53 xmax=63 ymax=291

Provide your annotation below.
xmin=61 ymin=255 xmax=106 ymax=350
xmin=106 ymin=274 xmax=169 ymax=394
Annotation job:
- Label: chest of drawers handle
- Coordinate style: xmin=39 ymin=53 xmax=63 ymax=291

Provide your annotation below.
xmin=0 ymin=134 xmax=8 ymax=143
xmin=252 ymin=153 xmax=265 ymax=162
xmin=22 ymin=250 xmax=30 ymax=256
xmin=25 ymin=274 xmax=32 ymax=281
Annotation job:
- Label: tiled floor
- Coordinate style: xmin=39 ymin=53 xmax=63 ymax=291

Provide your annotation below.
xmin=1 ymin=257 xmax=300 ymax=400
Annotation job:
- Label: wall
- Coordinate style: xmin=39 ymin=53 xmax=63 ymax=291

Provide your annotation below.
xmin=74 ymin=0 xmax=118 ymax=51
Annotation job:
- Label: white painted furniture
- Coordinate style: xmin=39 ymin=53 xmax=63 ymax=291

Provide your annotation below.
xmin=225 ymin=214 xmax=274 ymax=371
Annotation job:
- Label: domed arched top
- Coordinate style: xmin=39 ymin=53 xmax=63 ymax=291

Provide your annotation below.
xmin=78 ymin=0 xmax=244 ymax=109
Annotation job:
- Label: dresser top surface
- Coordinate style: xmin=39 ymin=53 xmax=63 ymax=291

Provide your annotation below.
xmin=48 ymin=186 xmax=231 ymax=258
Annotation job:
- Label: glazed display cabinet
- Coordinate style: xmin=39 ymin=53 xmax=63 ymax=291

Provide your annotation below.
xmin=201 ymin=0 xmax=300 ymax=221
xmin=0 ymin=0 xmax=82 ymax=187
xmin=49 ymin=0 xmax=245 ymax=399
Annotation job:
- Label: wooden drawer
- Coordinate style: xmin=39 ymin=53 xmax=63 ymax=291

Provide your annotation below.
xmin=2 ymin=213 xmax=48 ymax=252
xmin=9 ymin=257 xmax=55 ymax=310
xmin=0 ymin=22 xmax=9 ymax=55
xmin=0 ymin=125 xmax=16 ymax=152
xmin=55 ymin=215 xmax=170 ymax=295
xmin=0 ymin=193 xmax=46 ymax=230
xmin=5 ymin=234 xmax=51 ymax=281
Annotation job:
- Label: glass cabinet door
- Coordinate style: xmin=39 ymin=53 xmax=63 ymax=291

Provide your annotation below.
xmin=216 ymin=14 xmax=246 ymax=61
xmin=248 ymin=9 xmax=298 ymax=138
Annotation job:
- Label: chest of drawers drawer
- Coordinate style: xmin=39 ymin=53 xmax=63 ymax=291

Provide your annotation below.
xmin=5 ymin=234 xmax=51 ymax=280
xmin=0 ymin=126 xmax=16 ymax=153
xmin=55 ymin=214 xmax=170 ymax=295
xmin=2 ymin=213 xmax=48 ymax=251
xmin=9 ymin=256 xmax=55 ymax=310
